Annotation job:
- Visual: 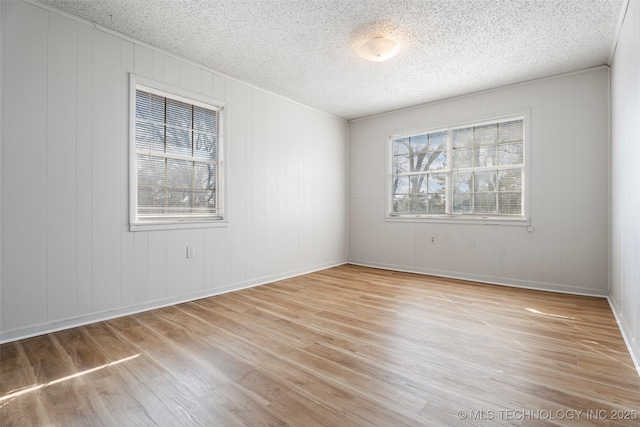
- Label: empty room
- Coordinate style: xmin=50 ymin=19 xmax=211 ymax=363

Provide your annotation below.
xmin=1 ymin=0 xmax=639 ymax=425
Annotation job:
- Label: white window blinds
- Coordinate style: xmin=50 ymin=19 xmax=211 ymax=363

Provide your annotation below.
xmin=134 ymin=86 xmax=221 ymax=222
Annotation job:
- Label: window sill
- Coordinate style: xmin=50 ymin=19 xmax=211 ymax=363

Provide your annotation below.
xmin=385 ymin=214 xmax=530 ymax=226
xmin=130 ymin=219 xmax=229 ymax=232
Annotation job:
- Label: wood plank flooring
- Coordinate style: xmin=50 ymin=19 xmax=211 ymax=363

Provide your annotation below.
xmin=1 ymin=264 xmax=639 ymax=426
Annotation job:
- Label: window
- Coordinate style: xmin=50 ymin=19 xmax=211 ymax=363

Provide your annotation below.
xmin=129 ymin=74 xmax=226 ymax=231
xmin=389 ymin=114 xmax=528 ymax=223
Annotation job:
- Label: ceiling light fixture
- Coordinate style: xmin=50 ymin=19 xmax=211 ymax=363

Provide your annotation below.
xmin=357 ymin=37 xmax=400 ymax=62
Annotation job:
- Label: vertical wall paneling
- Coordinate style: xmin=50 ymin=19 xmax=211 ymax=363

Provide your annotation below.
xmin=189 ymin=230 xmax=204 ymax=293
xmin=275 ymin=98 xmax=287 ymax=273
xmin=251 ymin=90 xmax=266 ymax=279
xmin=538 ymin=78 xmax=565 ymax=284
xmin=91 ymin=30 xmax=121 ymax=312
xmin=163 ymin=55 xmax=179 ymax=87
xmin=348 ymin=68 xmax=610 ymax=295
xmin=283 ymin=101 xmax=298 ymax=272
xmin=263 ymin=94 xmax=279 ymax=278
xmin=152 ymin=51 xmax=164 ymax=82
xmin=228 ymin=80 xmax=248 ymax=285
xmin=243 ymin=88 xmax=255 ymax=280
xmin=46 ymin=11 xmax=78 ymax=321
xmin=201 ymin=70 xmax=213 ymax=98
xmin=120 ymin=40 xmax=135 ymax=308
xmin=147 ymin=231 xmax=167 ymax=301
xmin=212 ymin=74 xmax=227 ymax=102
xmin=1 ymin=2 xmax=348 ymax=341
xmin=179 ymin=62 xmax=201 ymax=93
xmin=76 ymin=21 xmax=94 ymax=315
xmin=166 ymin=230 xmax=189 ymax=297
xmin=133 ymin=231 xmax=148 ymax=303
xmin=611 ymin=0 xmax=640 ymax=371
xmin=3 ymin=1 xmax=48 ymax=330
xmin=133 ymin=44 xmax=153 ymax=78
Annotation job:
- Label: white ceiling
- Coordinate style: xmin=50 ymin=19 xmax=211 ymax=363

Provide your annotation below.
xmin=37 ymin=0 xmax=624 ymax=120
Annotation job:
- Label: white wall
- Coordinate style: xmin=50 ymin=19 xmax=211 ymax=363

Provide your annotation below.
xmin=349 ymin=67 xmax=610 ymax=296
xmin=0 ymin=0 xmax=348 ymax=342
xmin=610 ymin=0 xmax=640 ymax=370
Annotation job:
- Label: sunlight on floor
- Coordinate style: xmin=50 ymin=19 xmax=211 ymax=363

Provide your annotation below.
xmin=0 ymin=353 xmax=140 ymax=403
xmin=526 ymin=307 xmax=574 ymax=320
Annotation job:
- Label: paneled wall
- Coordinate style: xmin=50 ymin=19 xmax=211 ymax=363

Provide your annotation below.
xmin=610 ymin=0 xmax=640 ymax=371
xmin=349 ymin=67 xmax=610 ymax=296
xmin=1 ymin=1 xmax=348 ymax=341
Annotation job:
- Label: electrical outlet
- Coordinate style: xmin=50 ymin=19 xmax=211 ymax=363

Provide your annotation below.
xmin=186 ymin=246 xmax=194 ymax=258
xmin=430 ymin=236 xmax=436 ymax=244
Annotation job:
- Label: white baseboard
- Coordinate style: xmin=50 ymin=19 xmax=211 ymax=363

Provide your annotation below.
xmin=346 ymin=259 xmax=609 ymax=297
xmin=0 ymin=260 xmax=347 ymax=344
xmin=607 ymin=297 xmax=640 ymax=378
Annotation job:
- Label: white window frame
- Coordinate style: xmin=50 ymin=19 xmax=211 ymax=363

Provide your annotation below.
xmin=129 ymin=73 xmax=228 ymax=231
xmin=386 ymin=109 xmax=531 ymax=226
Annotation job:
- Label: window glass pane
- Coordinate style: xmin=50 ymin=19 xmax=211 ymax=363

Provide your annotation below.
xmin=192 ymin=189 xmax=216 ymax=210
xmin=453 ymin=193 xmax=472 ymax=213
xmin=410 ymin=134 xmax=428 ymax=153
xmin=166 ymin=127 xmax=192 ymax=157
xmin=136 ymin=91 xmax=164 ymax=123
xmin=428 ymin=131 xmax=447 ymax=151
xmin=393 ymin=195 xmax=410 ymax=213
xmin=136 ymin=91 xmax=150 ymax=119
xmin=498 ymin=169 xmax=522 ymax=192
xmin=426 ymin=150 xmax=446 ymax=170
xmin=428 ymin=174 xmax=446 ymax=193
xmin=474 ymin=193 xmax=497 ymax=213
xmin=166 ymin=190 xmax=192 ymax=212
xmin=150 ymin=124 xmax=165 ymax=153
xmin=166 ymin=158 xmax=194 ymax=191
xmin=393 ymin=176 xmax=410 ymax=195
xmin=194 ymin=107 xmax=217 ymax=134
xmin=427 ymin=194 xmax=445 ymax=213
xmin=498 ymin=119 xmax=523 ymax=143
xmin=166 ymin=98 xmax=192 ymax=129
xmin=194 ymin=133 xmax=215 ymax=160
xmin=453 ymin=128 xmax=473 ymax=148
xmin=409 ymin=175 xmax=426 ymax=194
xmin=393 ymin=137 xmax=410 ymax=155
xmin=474 ymin=171 xmax=497 ymax=192
xmin=409 ymin=195 xmax=427 ymax=213
xmin=194 ymin=163 xmax=216 ymax=190
xmin=498 ymin=192 xmax=522 ymax=214
xmin=498 ymin=142 xmax=523 ymax=165
xmin=137 ymin=154 xmax=166 ymax=188
xmin=412 ymin=153 xmax=431 ymax=172
xmin=393 ymin=155 xmax=411 ymax=174
xmin=135 ymin=119 xmax=152 ymax=151
xmin=475 ymin=145 xmax=497 ymax=167
xmin=453 ymin=148 xmax=473 ymax=168
xmin=474 ymin=124 xmax=497 ymax=145
xmin=453 ymin=172 xmax=472 ymax=193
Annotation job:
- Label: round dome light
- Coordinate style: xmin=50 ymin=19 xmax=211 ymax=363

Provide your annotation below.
xmin=357 ymin=37 xmax=400 ymax=62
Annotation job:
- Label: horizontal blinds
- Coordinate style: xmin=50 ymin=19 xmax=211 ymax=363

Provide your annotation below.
xmin=135 ymin=88 xmax=220 ymax=220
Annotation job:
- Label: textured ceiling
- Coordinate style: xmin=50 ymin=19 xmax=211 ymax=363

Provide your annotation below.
xmin=37 ymin=0 xmax=623 ymax=120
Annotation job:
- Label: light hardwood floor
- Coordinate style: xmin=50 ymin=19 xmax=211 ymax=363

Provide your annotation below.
xmin=1 ymin=264 xmax=639 ymax=426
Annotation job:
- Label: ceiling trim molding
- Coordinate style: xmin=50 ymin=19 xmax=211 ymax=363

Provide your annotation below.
xmin=607 ymin=0 xmax=630 ymax=65
xmin=348 ymin=65 xmax=611 ymax=123
xmin=27 ymin=0 xmax=347 ymax=122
